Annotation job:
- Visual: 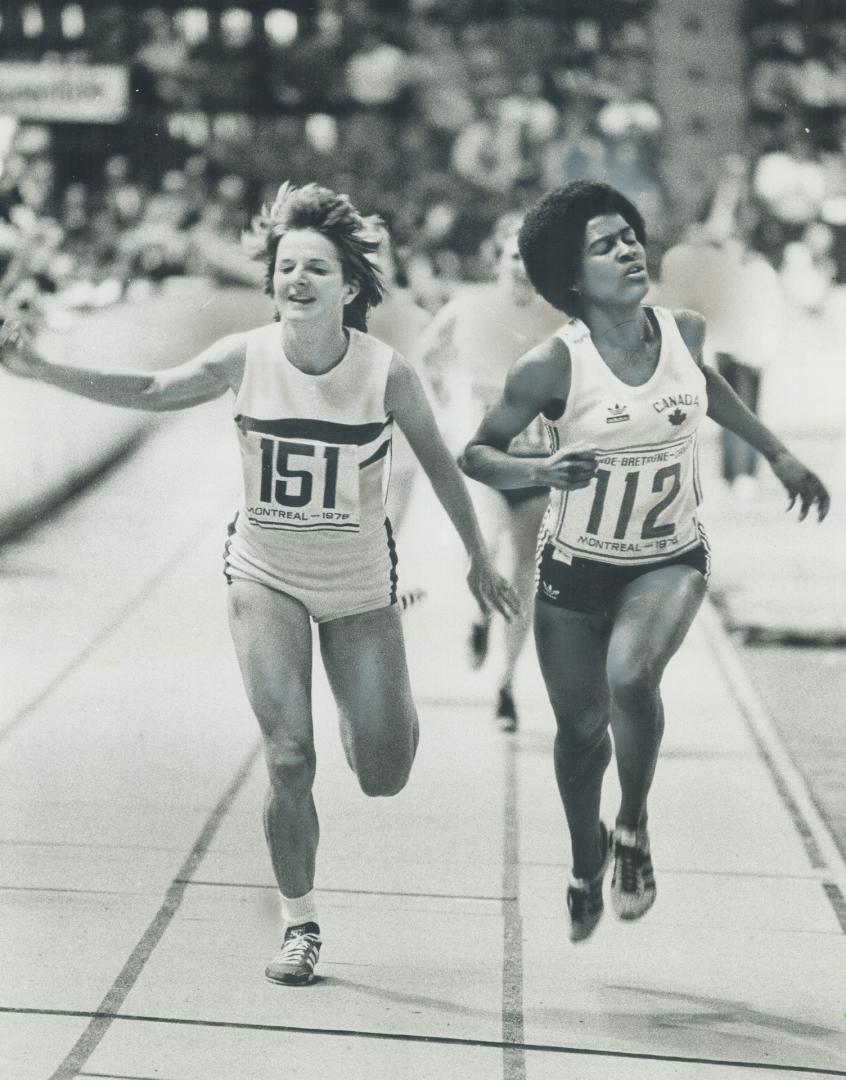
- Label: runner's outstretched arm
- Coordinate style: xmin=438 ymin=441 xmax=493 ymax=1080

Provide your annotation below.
xmin=0 ymin=319 xmax=242 ymax=411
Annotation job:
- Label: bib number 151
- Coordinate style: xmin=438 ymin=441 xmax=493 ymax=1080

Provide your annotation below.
xmin=260 ymin=438 xmax=340 ymax=509
xmin=586 ymin=462 xmax=681 ymax=540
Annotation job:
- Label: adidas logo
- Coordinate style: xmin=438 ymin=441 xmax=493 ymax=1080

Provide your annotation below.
xmin=398 ymin=589 xmax=426 ymax=611
xmin=541 ymin=581 xmax=560 ymax=600
xmin=607 ymin=402 xmax=630 ymax=424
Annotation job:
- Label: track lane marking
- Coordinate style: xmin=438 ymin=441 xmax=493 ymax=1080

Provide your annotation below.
xmin=44 ymin=742 xmax=261 ymax=1080
xmin=5 ymin=1006 xmax=844 ymax=1076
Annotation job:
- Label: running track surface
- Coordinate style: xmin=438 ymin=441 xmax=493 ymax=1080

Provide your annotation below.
xmin=2 ymin=398 xmax=846 ymax=1080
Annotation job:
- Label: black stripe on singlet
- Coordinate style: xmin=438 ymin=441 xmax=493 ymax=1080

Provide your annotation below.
xmin=359 ymin=439 xmax=391 ymax=470
xmin=384 ymin=518 xmax=398 ymax=604
xmin=235 ymin=415 xmax=391 ymax=445
xmin=222 ymin=513 xmax=238 ymax=582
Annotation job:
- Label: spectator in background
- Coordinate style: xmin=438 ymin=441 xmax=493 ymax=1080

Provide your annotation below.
xmin=497 ymin=72 xmax=559 ymax=196
xmin=406 ymin=18 xmax=475 ymax=150
xmin=540 ymin=95 xmax=607 ymax=191
xmin=16 ymin=156 xmax=56 ymax=217
xmin=604 ymin=136 xmax=667 ymax=247
xmin=134 ymin=7 xmax=190 ymax=109
xmin=0 ymin=125 xmax=51 ymax=210
xmin=98 ymin=155 xmax=146 ymax=233
xmin=450 ymin=93 xmax=524 ymax=199
xmin=780 ymin=219 xmax=837 ymax=313
xmin=597 ymin=100 xmax=666 ymax=244
xmin=752 ymin=113 xmax=826 ymax=266
xmin=659 ymin=154 xmax=784 ymax=498
xmin=818 ymin=112 xmax=846 ymax=284
xmin=345 ymin=30 xmax=410 ymax=114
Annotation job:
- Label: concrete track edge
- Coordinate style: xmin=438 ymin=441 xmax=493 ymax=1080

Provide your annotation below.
xmin=699 ymin=599 xmax=846 ymax=906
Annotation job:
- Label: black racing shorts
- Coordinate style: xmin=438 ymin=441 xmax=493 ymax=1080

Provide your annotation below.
xmin=536 ymin=541 xmax=710 ymax=618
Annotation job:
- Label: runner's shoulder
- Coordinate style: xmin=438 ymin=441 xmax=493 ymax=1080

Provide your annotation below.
xmin=198 ymin=330 xmax=251 ymax=388
xmin=668 ymin=307 xmax=707 ymax=358
xmin=506 ymin=333 xmax=570 ymax=406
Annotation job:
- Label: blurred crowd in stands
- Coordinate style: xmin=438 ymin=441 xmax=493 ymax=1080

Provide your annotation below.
xmin=0 ymin=121 xmax=255 ymax=322
xmin=0 ymin=2 xmax=665 ymax=322
xmin=4 ymin=0 xmax=846 ymax=326
xmin=746 ymin=0 xmax=846 ymax=306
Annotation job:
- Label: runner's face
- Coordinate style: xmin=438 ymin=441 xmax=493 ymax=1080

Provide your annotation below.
xmin=576 ymin=213 xmax=648 ymax=307
xmin=273 ymin=229 xmax=358 ymax=323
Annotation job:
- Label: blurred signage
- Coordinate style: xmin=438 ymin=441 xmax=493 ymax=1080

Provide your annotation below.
xmin=0 ymin=63 xmax=129 ymax=123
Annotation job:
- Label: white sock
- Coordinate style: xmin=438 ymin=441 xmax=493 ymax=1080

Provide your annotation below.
xmin=281 ymin=889 xmax=318 ymax=932
xmin=615 ymin=828 xmax=638 ymax=847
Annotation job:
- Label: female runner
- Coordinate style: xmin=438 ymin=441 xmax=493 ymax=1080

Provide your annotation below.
xmin=0 ymin=182 xmax=518 ymax=982
xmin=460 ymin=180 xmax=829 ymax=941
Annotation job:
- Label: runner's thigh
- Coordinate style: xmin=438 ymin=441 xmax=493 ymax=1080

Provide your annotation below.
xmin=227 ymin=580 xmax=314 ymax=745
xmin=607 ymin=565 xmax=707 ymax=682
xmin=318 ymin=603 xmax=417 ymax=751
xmin=534 ymin=601 xmax=611 ymax=743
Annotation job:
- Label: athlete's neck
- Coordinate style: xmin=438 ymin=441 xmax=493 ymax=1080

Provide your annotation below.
xmin=281 ymin=320 xmax=350 ymax=375
xmin=584 ymin=303 xmax=651 ymax=350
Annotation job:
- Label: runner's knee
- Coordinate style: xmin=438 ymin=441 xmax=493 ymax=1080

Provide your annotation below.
xmin=358 ymin=765 xmax=411 ymax=798
xmin=552 ymin=705 xmax=609 ymax=757
xmin=354 ymin=721 xmax=418 ymax=797
xmin=607 ymin=660 xmax=660 ymax=712
xmin=265 ymin=739 xmax=316 ymax=794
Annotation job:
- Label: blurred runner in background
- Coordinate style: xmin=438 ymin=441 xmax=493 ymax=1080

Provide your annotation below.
xmin=365 ymin=219 xmax=434 ymax=530
xmin=412 ymin=213 xmax=564 ymax=732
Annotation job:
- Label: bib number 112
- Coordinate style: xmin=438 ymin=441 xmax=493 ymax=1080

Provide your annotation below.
xmin=586 ymin=462 xmax=681 ymax=540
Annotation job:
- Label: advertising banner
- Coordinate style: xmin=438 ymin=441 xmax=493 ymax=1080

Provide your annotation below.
xmin=0 ymin=62 xmax=129 ymax=123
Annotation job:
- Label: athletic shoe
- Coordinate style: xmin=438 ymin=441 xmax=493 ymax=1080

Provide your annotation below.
xmin=265 ymin=922 xmax=322 ymax=986
xmin=468 ymin=619 xmax=490 ymax=669
xmin=567 ymin=822 xmax=610 ymax=943
xmin=496 ymin=686 xmax=518 ymax=733
xmin=611 ymin=828 xmax=656 ymax=920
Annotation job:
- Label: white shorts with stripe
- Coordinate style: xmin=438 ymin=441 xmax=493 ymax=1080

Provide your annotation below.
xmin=223 ymin=514 xmax=399 ymax=623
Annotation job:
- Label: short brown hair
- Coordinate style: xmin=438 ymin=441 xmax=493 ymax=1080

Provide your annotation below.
xmin=245 ymin=182 xmax=385 ymax=330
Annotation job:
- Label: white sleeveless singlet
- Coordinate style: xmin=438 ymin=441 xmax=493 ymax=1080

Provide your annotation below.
xmin=541 ymin=307 xmax=708 ymax=566
xmin=223 ymin=324 xmax=400 ymax=621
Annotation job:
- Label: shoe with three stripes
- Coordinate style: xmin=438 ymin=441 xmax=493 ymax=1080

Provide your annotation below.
xmin=567 ymin=822 xmax=610 ymax=943
xmin=611 ymin=828 xmax=656 ymax=920
xmin=265 ymin=921 xmax=322 ymax=986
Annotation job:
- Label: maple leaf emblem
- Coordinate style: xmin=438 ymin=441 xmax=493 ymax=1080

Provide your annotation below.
xmin=668 ymin=408 xmax=687 ymax=426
